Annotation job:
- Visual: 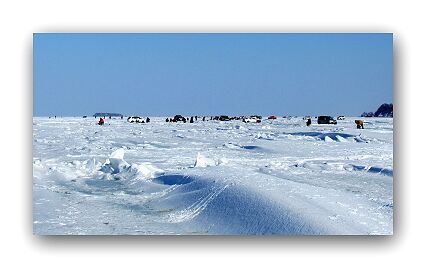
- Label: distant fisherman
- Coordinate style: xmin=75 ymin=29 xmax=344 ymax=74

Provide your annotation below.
xmin=146 ymin=117 xmax=150 ymax=123
xmin=98 ymin=117 xmax=105 ymax=125
xmin=306 ymin=118 xmax=311 ymax=126
xmin=355 ymin=120 xmax=364 ymax=129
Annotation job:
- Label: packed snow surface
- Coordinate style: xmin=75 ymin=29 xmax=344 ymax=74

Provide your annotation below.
xmin=33 ymin=117 xmax=393 ymax=235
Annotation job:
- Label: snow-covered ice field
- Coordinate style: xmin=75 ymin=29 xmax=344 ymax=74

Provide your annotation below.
xmin=33 ymin=116 xmax=393 ymax=235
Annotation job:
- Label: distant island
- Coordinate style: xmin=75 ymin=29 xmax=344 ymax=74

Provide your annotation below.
xmin=93 ymin=112 xmax=123 ymax=118
xmin=361 ymin=103 xmax=393 ymax=117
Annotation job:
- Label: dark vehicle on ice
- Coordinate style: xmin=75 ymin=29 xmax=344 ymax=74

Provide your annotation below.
xmin=173 ymin=115 xmax=186 ymax=122
xmin=219 ymin=115 xmax=231 ymax=121
xmin=317 ymin=116 xmax=337 ymax=125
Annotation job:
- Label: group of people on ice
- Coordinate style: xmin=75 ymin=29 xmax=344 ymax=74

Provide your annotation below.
xmin=166 ymin=115 xmax=205 ymax=123
xmin=96 ymin=115 xmax=365 ymax=129
xmin=98 ymin=116 xmax=151 ymax=125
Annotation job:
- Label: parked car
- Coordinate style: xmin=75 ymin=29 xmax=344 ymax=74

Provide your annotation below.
xmin=127 ymin=116 xmax=144 ymax=123
xmin=173 ymin=115 xmax=186 ymax=122
xmin=337 ymin=116 xmax=345 ymax=120
xmin=317 ymin=116 xmax=337 ymax=124
xmin=219 ymin=115 xmax=231 ymax=121
xmin=243 ymin=116 xmax=261 ymax=123
xmin=268 ymin=115 xmax=277 ymax=120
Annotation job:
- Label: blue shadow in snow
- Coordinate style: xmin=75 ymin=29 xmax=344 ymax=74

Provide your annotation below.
xmin=352 ymin=165 xmax=393 ymax=177
xmin=153 ymin=175 xmax=194 ymax=185
xmin=288 ymin=132 xmax=356 ymax=141
xmin=241 ymin=145 xmax=262 ymax=150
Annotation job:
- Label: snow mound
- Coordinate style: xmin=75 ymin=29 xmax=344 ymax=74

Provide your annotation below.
xmin=150 ymin=173 xmax=328 ymax=234
xmin=131 ymin=163 xmax=165 ymax=179
xmin=195 ymin=153 xmax=218 ymax=168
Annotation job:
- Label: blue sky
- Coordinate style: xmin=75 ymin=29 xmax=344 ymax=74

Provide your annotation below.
xmin=33 ymin=33 xmax=392 ymax=116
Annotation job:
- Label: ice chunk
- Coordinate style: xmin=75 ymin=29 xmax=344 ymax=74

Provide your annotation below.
xmin=101 ymin=148 xmax=129 ymax=174
xmin=86 ymin=158 xmax=100 ymax=173
xmin=110 ymin=148 xmax=125 ymax=160
xmin=335 ymin=135 xmax=347 ymax=142
xmin=324 ymin=136 xmax=334 ymax=142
